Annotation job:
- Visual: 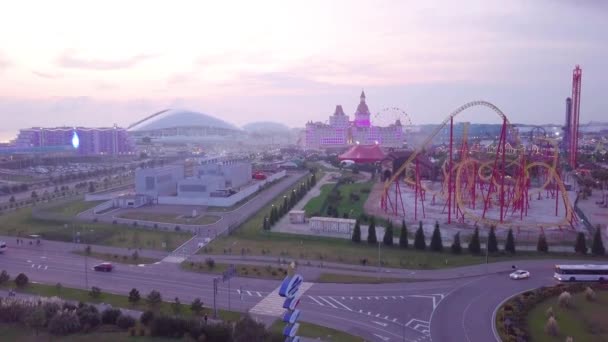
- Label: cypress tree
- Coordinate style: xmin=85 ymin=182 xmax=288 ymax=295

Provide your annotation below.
xmin=383 ymin=221 xmax=394 ymax=246
xmin=591 ymin=227 xmax=605 ymax=256
xmin=575 ymin=232 xmax=587 ymax=254
xmin=430 ymin=221 xmax=443 ymax=252
xmin=451 ymin=232 xmax=462 ymax=254
xmin=352 ymin=220 xmax=361 ymax=243
xmin=537 ymin=232 xmax=549 ymax=253
xmin=468 ymin=227 xmax=481 ymax=254
xmin=505 ymin=228 xmax=516 ymax=254
xmin=399 ymin=220 xmax=408 ymax=249
xmin=487 ymin=226 xmax=498 ymax=254
xmin=414 ymin=221 xmax=426 ymax=250
xmin=367 ymin=216 xmax=377 ymax=244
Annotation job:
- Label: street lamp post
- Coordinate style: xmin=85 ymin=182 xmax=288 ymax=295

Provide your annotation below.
xmin=377 ymin=241 xmax=381 ymax=275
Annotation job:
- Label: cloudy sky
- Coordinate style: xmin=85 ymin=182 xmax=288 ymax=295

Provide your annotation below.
xmin=0 ymin=0 xmax=606 ymax=141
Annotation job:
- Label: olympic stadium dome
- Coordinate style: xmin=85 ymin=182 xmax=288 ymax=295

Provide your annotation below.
xmin=128 ymin=109 xmax=242 ymax=143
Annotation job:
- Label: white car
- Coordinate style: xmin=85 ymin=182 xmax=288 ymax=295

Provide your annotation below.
xmin=509 ymin=270 xmax=530 ymax=280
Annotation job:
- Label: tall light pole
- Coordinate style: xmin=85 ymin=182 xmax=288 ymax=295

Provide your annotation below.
xmin=377 ymin=240 xmax=382 ymax=275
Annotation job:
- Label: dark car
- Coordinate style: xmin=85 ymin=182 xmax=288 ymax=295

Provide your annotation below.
xmin=93 ymin=262 xmax=113 ymax=272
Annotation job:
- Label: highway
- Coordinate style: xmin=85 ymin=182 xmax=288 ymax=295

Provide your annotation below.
xmin=0 ymin=240 xmax=580 ymax=342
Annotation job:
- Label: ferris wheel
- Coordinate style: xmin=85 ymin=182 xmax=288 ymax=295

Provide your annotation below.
xmin=373 ymin=107 xmax=413 ymax=131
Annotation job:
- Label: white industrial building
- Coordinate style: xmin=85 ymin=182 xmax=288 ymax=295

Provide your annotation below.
xmin=135 ymin=165 xmax=184 ymax=198
xmin=178 ymin=157 xmax=252 ymax=198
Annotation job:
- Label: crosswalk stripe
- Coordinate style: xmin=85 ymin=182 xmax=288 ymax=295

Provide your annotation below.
xmin=327 ymin=297 xmax=352 ymax=311
xmin=256 ymin=292 xmax=262 ymax=297
xmin=246 ymin=291 xmax=252 ymax=296
xmin=308 ymin=296 xmax=325 ymax=306
xmin=319 ymin=297 xmax=338 ymax=308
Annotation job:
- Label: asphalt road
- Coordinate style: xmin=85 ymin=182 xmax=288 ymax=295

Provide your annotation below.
xmin=2 ymin=240 xmax=585 ymax=342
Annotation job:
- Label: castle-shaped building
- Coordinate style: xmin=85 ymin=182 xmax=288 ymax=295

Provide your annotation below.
xmin=305 ymin=91 xmax=403 ymax=149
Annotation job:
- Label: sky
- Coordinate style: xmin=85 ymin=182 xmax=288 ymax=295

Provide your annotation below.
xmin=0 ymin=0 xmax=607 ymax=141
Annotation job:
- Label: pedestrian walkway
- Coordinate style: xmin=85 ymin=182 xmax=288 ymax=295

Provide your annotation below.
xmin=249 ymin=282 xmax=313 ymax=316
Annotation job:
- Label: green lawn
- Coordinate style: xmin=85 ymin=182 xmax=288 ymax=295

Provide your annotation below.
xmin=0 ymin=323 xmax=176 ymax=342
xmin=270 ymin=320 xmax=364 ymax=342
xmin=72 ymin=250 xmax=160 ymax=265
xmin=181 ymin=261 xmax=288 ymax=280
xmin=303 ymin=181 xmax=373 ymax=219
xmin=0 ymin=281 xmax=241 ymax=322
xmin=118 ymin=212 xmax=220 ymax=225
xmin=0 ymin=207 xmax=192 ymax=251
xmin=316 ymin=273 xmax=420 ymax=284
xmin=526 ymin=290 xmax=608 ymax=341
xmin=42 ymin=198 xmax=105 ymax=217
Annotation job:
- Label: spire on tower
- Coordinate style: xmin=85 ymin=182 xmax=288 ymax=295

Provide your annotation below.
xmin=360 ymin=90 xmax=366 ymax=101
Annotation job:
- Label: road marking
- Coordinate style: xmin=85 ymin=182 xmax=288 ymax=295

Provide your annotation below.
xmin=250 ymin=282 xmax=313 ymax=316
xmin=341 ymin=296 xmax=345 ymax=300
xmin=256 ymin=292 xmax=262 ymax=297
xmin=392 ymin=318 xmax=397 ymax=322
xmin=246 ymin=291 xmax=252 ymax=296
xmin=31 ymin=264 xmax=34 ymax=268
xmin=367 ymin=311 xmax=371 ymax=315
xmin=375 ymin=313 xmax=380 ymax=317
xmin=409 ymin=294 xmax=445 ymax=309
xmin=44 ymin=266 xmax=48 ymax=270
xmin=405 ymin=319 xmax=430 ymax=336
xmin=373 ymin=333 xmax=390 ymax=341
xmin=399 ymin=296 xmax=404 ymax=299
xmin=391 ymin=296 xmax=396 ymax=299
xmin=372 ymin=321 xmax=388 ymax=327
xmin=237 ymin=289 xmax=241 ymax=294
xmin=358 ymin=296 xmax=362 ymax=300
xmin=327 ymin=297 xmax=352 ymax=311
xmin=318 ymin=297 xmax=338 ymax=308
xmin=374 ymin=296 xmax=380 ymax=300
xmin=367 ymin=296 xmax=371 ymax=300
xmin=384 ymin=315 xmax=389 ymax=319
xmin=383 ymin=296 xmax=388 ymax=299
xmin=308 ymin=296 xmax=325 ymax=306
xmin=37 ymin=265 xmax=41 ymax=269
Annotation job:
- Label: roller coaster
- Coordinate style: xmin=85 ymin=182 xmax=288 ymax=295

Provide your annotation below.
xmin=380 ymin=101 xmax=576 ymax=230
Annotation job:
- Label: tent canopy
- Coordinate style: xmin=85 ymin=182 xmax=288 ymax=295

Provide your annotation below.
xmin=338 ymin=144 xmax=386 ymax=163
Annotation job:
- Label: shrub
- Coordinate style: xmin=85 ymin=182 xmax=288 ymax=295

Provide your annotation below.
xmin=76 ymin=305 xmax=100 ymax=330
xmin=25 ymin=307 xmax=46 ymax=336
xmin=383 ymin=221 xmax=394 ymax=246
xmin=14 ymin=273 xmax=28 ymax=288
xmin=190 ymin=298 xmax=203 ymax=315
xmin=367 ymin=216 xmax=377 ymax=244
xmin=429 ymin=221 xmax=443 ymax=252
xmin=487 ymin=226 xmax=498 ymax=253
xmin=205 ymin=258 xmax=215 ymax=269
xmin=504 ymin=228 xmax=516 ymax=253
xmin=544 ymin=316 xmax=559 ymax=336
xmin=116 ymin=314 xmax=136 ymax=329
xmin=537 ymin=232 xmax=549 ymax=253
xmin=128 ymin=288 xmax=141 ymax=305
xmin=0 ymin=270 xmax=9 ymax=284
xmin=558 ymin=291 xmax=572 ymax=308
xmin=414 ymin=222 xmax=426 ymax=250
xmin=574 ymin=232 xmax=587 ymax=254
xmin=89 ymin=286 xmax=101 ymax=299
xmin=352 ymin=220 xmax=361 ymax=243
xmin=42 ymin=302 xmax=61 ymax=322
xmin=140 ymin=310 xmax=155 ymax=326
xmin=468 ymin=228 xmax=481 ymax=254
xmin=146 ymin=290 xmax=162 ymax=311
xmin=545 ymin=306 xmax=554 ymax=318
xmin=591 ymin=226 xmax=605 ymax=256
xmin=48 ymin=309 xmax=82 ymax=335
xmin=451 ymin=232 xmax=462 ymax=254
xmin=150 ymin=315 xmax=187 ymax=338
xmin=101 ymin=308 xmax=122 ymax=325
xmin=585 ymin=287 xmax=596 ymax=301
xmin=565 ymin=337 xmax=573 ymax=342
xmin=399 ymin=220 xmax=408 ymax=249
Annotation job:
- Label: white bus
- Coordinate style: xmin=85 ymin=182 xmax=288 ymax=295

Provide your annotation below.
xmin=0 ymin=241 xmax=6 ymax=253
xmin=554 ymin=264 xmax=608 ymax=282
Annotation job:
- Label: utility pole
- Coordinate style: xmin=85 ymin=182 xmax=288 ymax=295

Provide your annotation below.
xmin=377 ymin=241 xmax=381 ymax=275
xmin=228 ymin=277 xmax=231 ymax=311
xmin=213 ymin=277 xmax=218 ymax=319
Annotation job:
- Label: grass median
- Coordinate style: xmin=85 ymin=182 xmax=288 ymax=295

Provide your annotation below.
xmin=0 ymin=205 xmax=192 ymax=251
xmin=316 ymin=273 xmax=420 ymax=284
xmin=181 ymin=260 xmax=287 ymax=281
xmin=526 ymin=289 xmax=608 ymax=341
xmin=72 ymin=250 xmax=160 ymax=265
xmin=0 ymin=281 xmax=241 ymax=322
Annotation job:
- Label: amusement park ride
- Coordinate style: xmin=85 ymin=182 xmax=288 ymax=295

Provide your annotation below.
xmin=380 ymin=101 xmax=577 ymax=230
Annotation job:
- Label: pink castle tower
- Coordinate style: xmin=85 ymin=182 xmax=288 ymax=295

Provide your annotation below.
xmin=353 ymin=90 xmax=371 ymax=127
